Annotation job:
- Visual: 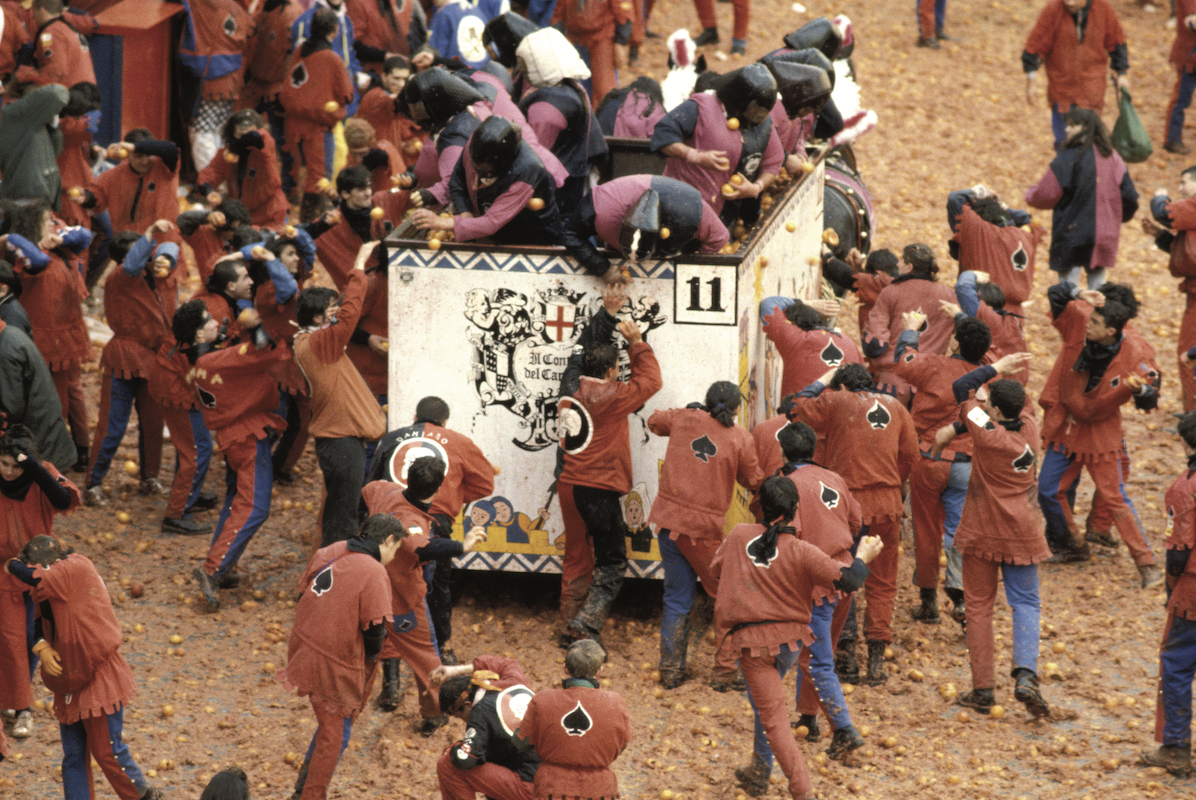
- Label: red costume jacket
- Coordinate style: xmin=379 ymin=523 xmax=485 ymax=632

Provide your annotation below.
xmin=15 ymin=248 xmax=91 ymax=371
xmin=1164 ymin=464 xmax=1196 ymax=620
xmin=347 ymin=139 xmax=405 ymax=193
xmin=852 ymin=272 xmax=892 ymax=335
xmin=313 ymin=189 xmax=409 ymax=289
xmin=975 ymin=303 xmax=1029 ymax=384
xmin=646 ymin=407 xmax=763 ymax=541
xmin=892 ymin=341 xmax=977 ymax=459
xmin=553 ymin=0 xmax=631 ymax=38
xmin=1024 ymin=0 xmax=1125 ymax=112
xmin=750 ymin=414 xmax=787 ymax=483
xmin=517 ymin=682 xmax=631 ymax=800
xmin=954 ymin=204 xmax=1042 ymax=308
xmin=1173 ymin=0 xmax=1196 ymax=71
xmin=762 ymin=306 xmax=863 ymax=398
xmin=0 ymin=4 xmax=30 ymax=81
xmin=1039 ymin=302 xmax=1159 ymax=461
xmin=953 ymin=400 xmax=1050 ymax=565
xmin=372 ymin=421 xmax=495 ymax=520
xmin=558 ymin=341 xmax=662 ymax=494
xmin=197 ymin=129 xmax=289 ymax=229
xmin=783 ymin=462 xmax=860 ymax=606
xmin=241 ymin=0 xmax=300 ymax=108
xmin=281 ymin=541 xmax=392 ymax=715
xmin=92 ymin=158 xmax=181 ymax=238
xmin=191 ymin=288 xmax=242 ymax=341
xmin=56 ymin=116 xmax=94 ymax=229
xmin=344 ymin=268 xmax=387 ymax=396
xmin=346 ymin=0 xmax=413 ymax=59
xmin=712 ymin=522 xmax=849 ymax=655
xmin=787 ymin=387 xmax=916 ymax=522
xmin=362 ymin=480 xmax=435 ymax=614
xmin=14 ymin=16 xmax=96 ymax=87
xmin=864 ymin=277 xmax=957 ymax=359
xmin=0 ymin=461 xmax=78 ymax=596
xmin=279 ymin=45 xmax=354 ymax=131
xmin=148 ymin=343 xmax=200 ymax=411
xmin=33 ymin=554 xmax=136 ymax=724
xmin=100 ymin=263 xmax=174 ymax=380
xmin=357 ymin=85 xmax=425 ymax=157
xmin=254 ymin=279 xmax=307 ymax=396
xmin=189 ymin=340 xmax=290 ymax=447
xmin=180 ymin=0 xmax=254 ymax=103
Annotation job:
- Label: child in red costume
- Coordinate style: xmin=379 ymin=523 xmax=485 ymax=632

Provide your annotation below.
xmin=892 ymin=311 xmax=992 ymax=628
xmin=432 ymin=654 xmax=540 ymax=800
xmin=514 ymin=638 xmax=632 ymax=800
xmin=557 ymin=311 xmax=662 ymax=645
xmin=712 ymin=477 xmax=882 ymax=800
xmin=0 ymin=426 xmax=79 ymax=742
xmin=280 ymin=6 xmax=355 ymax=221
xmin=784 ymin=363 xmax=916 ymax=686
xmin=648 ymin=381 xmax=763 ymax=691
xmin=1037 ymin=281 xmax=1163 ymax=588
xmin=1139 ymin=410 xmax=1196 ymax=776
xmin=932 ymin=355 xmax=1052 ymax=719
xmin=196 ymin=110 xmax=290 ymax=230
xmin=773 ymin=422 xmax=865 ymax=761
xmin=174 ymin=300 xmax=290 ymax=608
xmin=361 ymin=458 xmax=486 ymax=736
xmin=5 ymin=535 xmax=161 ymax=800
xmin=278 ymin=514 xmax=401 ymax=800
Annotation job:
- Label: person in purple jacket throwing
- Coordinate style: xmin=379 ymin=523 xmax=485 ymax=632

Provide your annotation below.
xmin=413 ymin=115 xmax=565 ymax=246
xmin=650 ymin=63 xmax=784 ymax=227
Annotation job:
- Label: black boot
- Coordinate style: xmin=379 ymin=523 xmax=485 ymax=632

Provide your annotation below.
xmin=912 ymin=587 xmax=940 ymax=623
xmin=792 ymin=713 xmax=821 ymax=742
xmin=71 ymin=446 xmax=88 ymax=473
xmin=835 ymin=643 xmax=860 ymax=684
xmin=1013 ymin=668 xmax=1050 ymax=719
xmin=693 ymin=27 xmax=720 ymax=46
xmin=944 ymin=586 xmax=966 ymax=629
xmin=865 ymin=640 xmax=888 ymax=685
xmin=956 ymin=687 xmax=995 ymax=713
xmin=377 ymin=658 xmax=400 ymax=711
xmin=734 ymin=753 xmax=770 ymax=797
xmin=292 ymin=754 xmax=312 ymax=800
xmin=826 ymin=725 xmax=865 ymax=761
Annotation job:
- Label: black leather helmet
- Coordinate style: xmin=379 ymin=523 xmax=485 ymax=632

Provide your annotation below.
xmin=483 ymin=12 xmax=539 ymax=69
xmin=469 ymin=116 xmax=522 ymax=176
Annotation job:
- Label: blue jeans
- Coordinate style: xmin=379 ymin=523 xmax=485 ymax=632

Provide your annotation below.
xmin=794 ymin=599 xmax=851 ymax=729
xmin=1037 ymin=444 xmax=1076 ymax=550
xmin=1169 ymin=68 xmax=1196 ymax=145
xmin=942 ymin=461 xmax=969 ymax=590
xmin=746 ymin=643 xmax=800 ymax=767
xmin=1161 ymin=614 xmax=1196 ymax=747
xmin=1002 ymin=562 xmax=1041 ymax=673
xmin=659 ymin=533 xmax=697 ymax=670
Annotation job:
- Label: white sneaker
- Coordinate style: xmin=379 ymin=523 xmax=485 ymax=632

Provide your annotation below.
xmin=1 ymin=708 xmax=14 ymax=719
xmin=12 ymin=710 xmax=33 ymax=738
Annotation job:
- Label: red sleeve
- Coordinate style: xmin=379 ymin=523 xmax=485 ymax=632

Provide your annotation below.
xmin=1052 ymin=299 xmax=1091 ymax=347
xmin=863 ymin=292 xmax=894 ymax=348
xmin=457 ymin=439 xmax=496 ymax=504
xmin=525 ymin=101 xmax=567 ymax=150
xmin=472 ymin=655 xmax=528 ymax=686
xmin=606 ymin=342 xmax=662 ymax=416
xmin=1100 ymin=1 xmax=1126 ymax=51
xmin=897 ymin=408 xmax=917 ymax=480
xmin=1025 ymin=167 xmax=1062 ymax=210
xmin=892 ymin=345 xmax=936 ymax=386
xmin=197 ymin=150 xmax=234 ymax=190
xmin=1023 ymin=4 xmax=1057 ymax=58
xmin=735 ymin=431 xmax=765 ymax=492
xmin=646 ymin=407 xmax=675 ymax=436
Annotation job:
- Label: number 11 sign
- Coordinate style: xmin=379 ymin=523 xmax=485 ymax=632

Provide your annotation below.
xmin=673 ymin=263 xmax=738 ymax=326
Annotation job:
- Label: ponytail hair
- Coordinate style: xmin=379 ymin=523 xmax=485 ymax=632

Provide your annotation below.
xmin=704 ymin=381 xmax=741 ymax=427
xmin=751 ymin=476 xmax=799 ymax=566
